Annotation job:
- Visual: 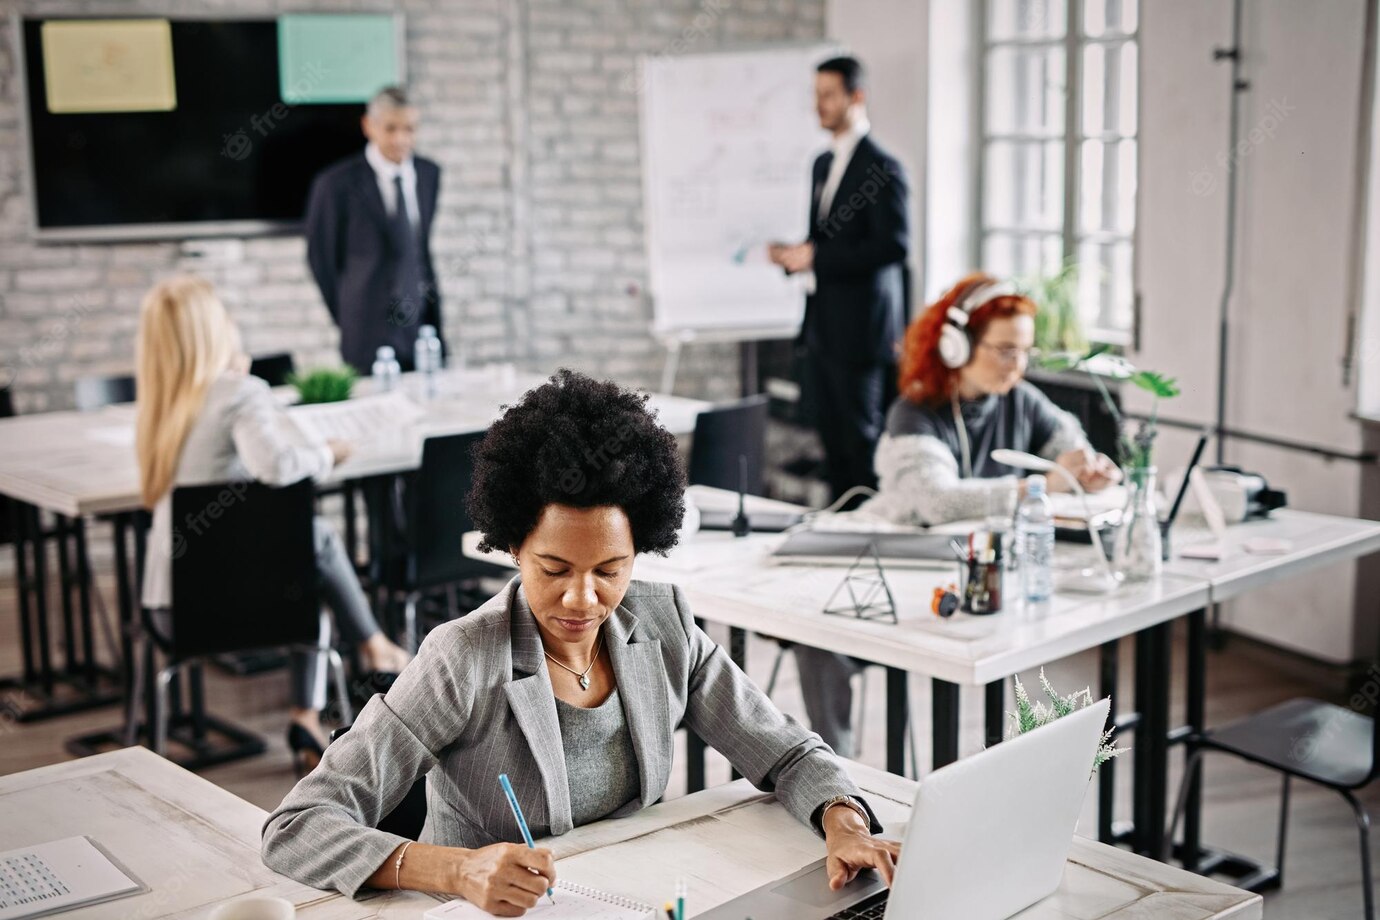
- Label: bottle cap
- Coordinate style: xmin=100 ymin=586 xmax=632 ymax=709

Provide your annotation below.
xmin=419 ymin=325 xmax=436 ymax=337
xmin=1026 ymin=473 xmax=1046 ymax=496
xmin=376 ymin=346 xmax=395 ymax=359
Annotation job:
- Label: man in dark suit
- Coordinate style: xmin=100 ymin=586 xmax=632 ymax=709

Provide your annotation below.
xmin=305 ymin=86 xmax=443 ymax=373
xmin=770 ymin=56 xmax=910 ymax=506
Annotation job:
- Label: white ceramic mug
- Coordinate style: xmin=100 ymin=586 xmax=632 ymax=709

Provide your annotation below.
xmin=208 ymin=897 xmax=296 ymax=920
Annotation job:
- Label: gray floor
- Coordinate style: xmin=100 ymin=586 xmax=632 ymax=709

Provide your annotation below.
xmin=1 ymin=527 xmax=1375 ymax=919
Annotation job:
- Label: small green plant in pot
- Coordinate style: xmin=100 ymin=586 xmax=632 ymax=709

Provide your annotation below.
xmin=1038 ymin=345 xmax=1181 ymax=580
xmin=1019 ymin=260 xmax=1088 ymax=357
xmin=289 ymin=366 xmax=357 ymax=405
xmin=1008 ymin=670 xmax=1127 ymax=775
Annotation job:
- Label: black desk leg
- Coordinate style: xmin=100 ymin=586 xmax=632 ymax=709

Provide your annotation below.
xmin=931 ymin=677 xmax=959 ymax=771
xmin=984 ymin=679 xmax=1005 ymax=749
xmin=1181 ymin=607 xmax=1207 ymax=869
xmin=112 ymin=514 xmax=139 ymax=746
xmin=883 ymin=668 xmax=908 ymax=776
xmin=1098 ymin=639 xmax=1120 ymax=845
xmin=13 ymin=501 xmax=37 ymax=686
xmin=1133 ymin=622 xmax=1172 ymax=860
xmin=28 ymin=505 xmax=55 ymax=698
xmin=73 ymin=516 xmax=97 ymax=689
xmin=55 ymin=516 xmax=78 ymax=672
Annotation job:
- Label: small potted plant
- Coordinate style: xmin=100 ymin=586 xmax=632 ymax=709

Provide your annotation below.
xmin=1008 ymin=669 xmax=1127 ymax=775
xmin=1039 ymin=345 xmax=1180 ymax=580
xmin=1020 ymin=260 xmax=1088 ymax=357
xmin=288 ymin=366 xmax=358 ymax=405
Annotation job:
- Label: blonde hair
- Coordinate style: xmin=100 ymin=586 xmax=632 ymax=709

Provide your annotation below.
xmin=135 ymin=275 xmax=241 ymax=507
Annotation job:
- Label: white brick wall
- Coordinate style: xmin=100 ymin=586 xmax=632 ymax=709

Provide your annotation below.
xmin=0 ymin=0 xmax=824 ymax=412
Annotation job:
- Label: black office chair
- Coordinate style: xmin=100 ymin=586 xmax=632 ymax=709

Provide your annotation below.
xmin=688 ymin=395 xmax=770 ymax=496
xmin=143 ymin=479 xmax=352 ymax=769
xmin=73 ymin=374 xmax=135 ymax=411
xmin=1167 ymin=685 xmax=1380 ymax=918
xmin=374 ymin=432 xmax=510 ymax=652
xmin=249 ymin=352 xmax=296 ymax=388
xmin=330 ymin=723 xmax=428 ymax=840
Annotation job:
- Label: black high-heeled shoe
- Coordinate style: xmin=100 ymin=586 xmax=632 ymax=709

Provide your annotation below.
xmin=287 ymin=723 xmax=326 ymax=778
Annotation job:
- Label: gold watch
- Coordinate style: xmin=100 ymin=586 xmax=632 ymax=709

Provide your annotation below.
xmin=819 ymin=795 xmax=870 ymax=829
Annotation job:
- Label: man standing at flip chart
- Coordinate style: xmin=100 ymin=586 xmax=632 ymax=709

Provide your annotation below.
xmin=305 ymin=86 xmax=444 ymax=373
xmin=770 ymin=56 xmax=910 ymax=506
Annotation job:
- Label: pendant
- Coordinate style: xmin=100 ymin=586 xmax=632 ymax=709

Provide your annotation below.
xmin=579 ymin=674 xmax=590 ymax=691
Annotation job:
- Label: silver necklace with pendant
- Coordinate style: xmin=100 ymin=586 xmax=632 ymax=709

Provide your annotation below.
xmin=543 ymin=633 xmax=604 ymax=691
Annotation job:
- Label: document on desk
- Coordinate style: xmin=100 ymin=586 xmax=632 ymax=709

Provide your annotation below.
xmin=426 ymin=880 xmax=657 ymax=918
xmin=0 ymin=836 xmax=144 ymax=920
xmin=287 ymin=392 xmax=424 ymax=444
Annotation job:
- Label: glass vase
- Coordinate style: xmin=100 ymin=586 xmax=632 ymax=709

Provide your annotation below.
xmin=1117 ymin=467 xmax=1163 ymax=582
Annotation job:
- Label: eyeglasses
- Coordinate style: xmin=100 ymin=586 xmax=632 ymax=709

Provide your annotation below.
xmin=978 ymin=343 xmax=1038 ymax=365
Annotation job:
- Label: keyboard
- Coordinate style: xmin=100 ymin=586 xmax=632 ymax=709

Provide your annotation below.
xmin=827 ymin=890 xmax=889 ymax=919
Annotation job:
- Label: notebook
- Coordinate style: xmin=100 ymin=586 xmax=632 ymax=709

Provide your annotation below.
xmin=425 ymin=880 xmax=656 ymax=919
xmin=0 ymin=836 xmax=144 ymax=920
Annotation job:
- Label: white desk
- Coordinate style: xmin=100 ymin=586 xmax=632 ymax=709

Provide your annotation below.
xmin=0 ymin=367 xmax=707 ymax=736
xmin=0 ymin=368 xmax=709 ymax=518
xmin=0 ymin=746 xmax=1261 ymax=919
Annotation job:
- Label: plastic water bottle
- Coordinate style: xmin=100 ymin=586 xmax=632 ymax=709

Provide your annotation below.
xmin=1016 ymin=474 xmax=1055 ymax=603
xmin=414 ymin=325 xmax=443 ymax=399
xmin=372 ymin=345 xmax=401 ymax=393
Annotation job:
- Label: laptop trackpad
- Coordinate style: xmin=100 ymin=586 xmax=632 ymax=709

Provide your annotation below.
xmin=772 ymin=866 xmax=883 ymax=907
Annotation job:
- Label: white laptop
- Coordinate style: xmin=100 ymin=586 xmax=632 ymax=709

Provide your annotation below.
xmin=698 ymin=697 xmax=1111 ymax=920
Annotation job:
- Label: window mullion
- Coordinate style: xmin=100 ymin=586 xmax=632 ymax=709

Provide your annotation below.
xmin=1063 ymin=0 xmax=1082 ymax=270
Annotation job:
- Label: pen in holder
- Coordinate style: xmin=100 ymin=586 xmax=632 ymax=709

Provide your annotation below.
xmin=958 ymin=530 xmax=1004 ymax=615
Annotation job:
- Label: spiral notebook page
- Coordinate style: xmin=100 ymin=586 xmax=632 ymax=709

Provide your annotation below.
xmin=425 ymin=879 xmax=654 ymax=919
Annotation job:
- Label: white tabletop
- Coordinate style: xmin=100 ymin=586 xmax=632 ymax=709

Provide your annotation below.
xmin=0 ymin=746 xmax=1260 ymax=919
xmin=464 ymin=487 xmax=1212 ymax=687
xmin=0 ymin=367 xmax=710 ymax=517
xmin=1165 ymin=508 xmax=1380 ymax=603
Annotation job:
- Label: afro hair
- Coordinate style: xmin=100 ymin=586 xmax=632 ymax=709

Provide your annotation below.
xmin=467 ymin=369 xmax=686 ymax=556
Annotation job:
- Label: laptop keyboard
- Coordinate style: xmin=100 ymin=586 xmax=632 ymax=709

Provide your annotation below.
xmin=826 ymin=890 xmax=889 ymax=919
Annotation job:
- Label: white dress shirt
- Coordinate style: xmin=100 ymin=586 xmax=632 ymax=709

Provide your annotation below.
xmin=141 ymin=371 xmax=335 ymax=609
xmin=817 ymin=116 xmax=871 ymax=220
xmin=364 ymin=142 xmax=420 ymax=227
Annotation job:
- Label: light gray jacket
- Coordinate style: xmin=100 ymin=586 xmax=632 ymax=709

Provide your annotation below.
xmin=261 ymin=578 xmax=877 ymax=898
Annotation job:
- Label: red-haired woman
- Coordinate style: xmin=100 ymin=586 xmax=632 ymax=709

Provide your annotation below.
xmin=796 ymin=273 xmax=1119 ymax=757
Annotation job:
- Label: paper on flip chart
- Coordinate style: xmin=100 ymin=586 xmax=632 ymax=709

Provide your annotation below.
xmin=287 ymin=392 xmax=424 ymax=444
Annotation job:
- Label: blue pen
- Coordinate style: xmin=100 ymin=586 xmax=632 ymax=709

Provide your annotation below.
xmin=498 ymin=773 xmax=555 ymax=905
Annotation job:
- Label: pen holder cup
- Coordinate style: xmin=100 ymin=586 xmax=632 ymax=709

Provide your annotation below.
xmin=959 ymin=558 xmax=1004 ymax=615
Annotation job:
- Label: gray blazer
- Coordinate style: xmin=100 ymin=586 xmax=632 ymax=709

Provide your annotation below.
xmin=261 ymin=578 xmax=878 ymax=898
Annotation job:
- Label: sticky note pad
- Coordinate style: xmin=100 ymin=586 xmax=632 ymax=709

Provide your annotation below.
xmin=41 ymin=19 xmax=177 ymax=114
xmin=278 ymin=14 xmax=400 ymax=104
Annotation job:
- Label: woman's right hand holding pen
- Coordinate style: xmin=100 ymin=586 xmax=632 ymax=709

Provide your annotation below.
xmin=450 ymin=843 xmax=556 ymax=917
xmin=373 ymin=842 xmax=555 ymax=917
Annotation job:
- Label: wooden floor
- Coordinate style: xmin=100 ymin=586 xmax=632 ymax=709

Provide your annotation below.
xmin=1 ymin=523 xmax=1376 ymax=919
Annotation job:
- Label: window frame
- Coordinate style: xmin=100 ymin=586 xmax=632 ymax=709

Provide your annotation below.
xmin=975 ymin=0 xmax=1141 ymax=347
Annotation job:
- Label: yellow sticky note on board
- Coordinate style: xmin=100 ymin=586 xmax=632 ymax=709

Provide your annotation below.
xmin=41 ymin=19 xmax=177 ymax=114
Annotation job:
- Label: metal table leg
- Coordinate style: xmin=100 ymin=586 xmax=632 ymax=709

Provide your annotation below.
xmin=931 ymin=677 xmax=959 ymax=770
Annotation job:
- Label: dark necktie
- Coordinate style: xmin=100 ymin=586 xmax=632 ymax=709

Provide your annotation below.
xmin=390 ymin=174 xmax=425 ymax=332
xmin=815 ymin=151 xmax=834 ymax=223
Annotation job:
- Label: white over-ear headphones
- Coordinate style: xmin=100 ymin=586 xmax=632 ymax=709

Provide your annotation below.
xmin=937 ymin=280 xmax=1020 ymax=369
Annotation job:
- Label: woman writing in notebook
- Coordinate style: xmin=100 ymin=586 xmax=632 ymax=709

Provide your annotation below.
xmin=262 ymin=370 xmax=900 ymax=916
xmin=135 ymin=275 xmax=412 ymax=773
xmin=795 ymin=272 xmax=1122 ymax=758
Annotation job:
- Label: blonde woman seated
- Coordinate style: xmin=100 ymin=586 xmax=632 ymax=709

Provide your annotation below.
xmin=135 ymin=275 xmax=411 ymax=772
xmin=797 ymin=274 xmax=1120 ymax=757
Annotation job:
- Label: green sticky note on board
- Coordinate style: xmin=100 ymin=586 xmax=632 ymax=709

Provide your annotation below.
xmin=277 ymin=14 xmax=399 ymax=104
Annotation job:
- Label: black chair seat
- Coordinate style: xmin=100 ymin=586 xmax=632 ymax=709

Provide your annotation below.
xmin=1205 ymin=697 xmax=1373 ymax=789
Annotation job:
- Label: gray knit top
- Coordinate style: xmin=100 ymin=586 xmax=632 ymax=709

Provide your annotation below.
xmin=555 ymin=688 xmax=642 ymax=826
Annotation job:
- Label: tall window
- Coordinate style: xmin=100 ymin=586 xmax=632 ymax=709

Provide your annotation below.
xmin=979 ymin=0 xmax=1139 ymax=343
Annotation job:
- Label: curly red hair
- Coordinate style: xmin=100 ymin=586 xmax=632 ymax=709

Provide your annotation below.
xmin=897 ymin=272 xmax=1039 ymax=408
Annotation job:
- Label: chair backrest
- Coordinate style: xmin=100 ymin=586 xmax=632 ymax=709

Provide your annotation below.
xmin=249 ymin=352 xmax=296 ymax=388
xmin=169 ymin=479 xmax=319 ymax=661
xmin=74 ymin=374 xmax=135 ymax=411
xmin=688 ymin=394 xmax=770 ymax=496
xmin=403 ymin=431 xmax=491 ymax=588
xmin=329 ymin=724 xmax=428 ymax=839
